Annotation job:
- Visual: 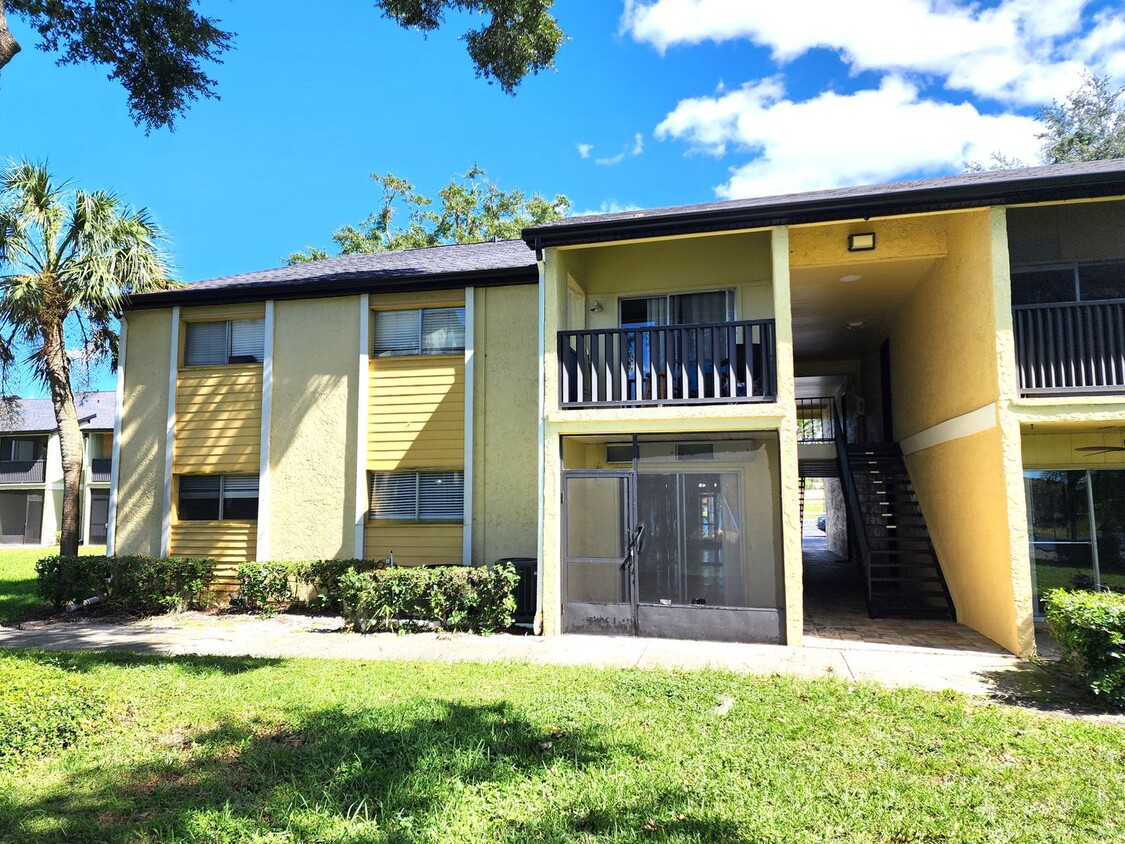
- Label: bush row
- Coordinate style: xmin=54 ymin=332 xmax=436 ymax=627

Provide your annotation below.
xmin=338 ymin=563 xmax=519 ymax=634
xmin=235 ymin=559 xmax=385 ymax=613
xmin=35 ymin=555 xmax=214 ymax=615
xmin=1044 ymin=588 xmax=1125 ymax=710
xmin=0 ymin=655 xmax=104 ymax=767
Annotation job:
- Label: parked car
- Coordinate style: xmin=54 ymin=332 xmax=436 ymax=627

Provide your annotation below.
xmin=816 ymin=514 xmax=826 ymax=533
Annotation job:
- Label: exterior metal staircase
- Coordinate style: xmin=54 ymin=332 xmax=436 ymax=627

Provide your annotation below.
xmin=833 ymin=405 xmax=956 ymax=620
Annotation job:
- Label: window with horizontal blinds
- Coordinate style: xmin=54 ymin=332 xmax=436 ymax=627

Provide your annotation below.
xmin=373 ymin=307 xmax=466 ymax=357
xmin=184 ymin=321 xmax=228 ymax=366
xmin=178 ymin=474 xmax=259 ymax=521
xmin=184 ymin=318 xmax=265 ymax=365
xmin=421 ymin=308 xmax=466 ymax=354
xmin=230 ymin=319 xmax=265 ymax=362
xmin=374 ymin=310 xmax=421 ymax=356
xmin=370 ymin=471 xmax=464 ymax=520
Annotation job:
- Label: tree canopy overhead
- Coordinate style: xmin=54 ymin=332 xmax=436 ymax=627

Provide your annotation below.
xmin=1039 ymin=71 xmax=1125 ymax=165
xmin=286 ymin=166 xmax=569 ymax=264
xmin=0 ymin=0 xmax=564 ymax=132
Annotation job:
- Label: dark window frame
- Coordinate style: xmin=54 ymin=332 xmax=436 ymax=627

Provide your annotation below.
xmin=368 ymin=470 xmax=465 ymax=522
xmin=372 ymin=307 xmax=467 ymax=358
xmin=183 ymin=318 xmax=266 ymax=367
xmin=177 ymin=474 xmax=259 ymax=521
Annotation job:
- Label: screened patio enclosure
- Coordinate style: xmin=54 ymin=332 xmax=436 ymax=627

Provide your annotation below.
xmin=561 ymin=433 xmax=785 ymax=643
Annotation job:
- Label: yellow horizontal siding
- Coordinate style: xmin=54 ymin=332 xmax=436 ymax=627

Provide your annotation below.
xmin=364 ymin=523 xmax=463 ymax=566
xmin=369 ymin=357 xmax=464 ymax=470
xmin=169 ymin=521 xmax=257 ymax=565
xmin=175 ymin=365 xmax=262 ymax=473
xmin=182 ymin=302 xmax=266 ymax=322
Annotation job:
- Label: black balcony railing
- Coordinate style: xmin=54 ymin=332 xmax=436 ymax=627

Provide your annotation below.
xmin=797 ymin=397 xmax=835 ymax=443
xmin=558 ymin=319 xmax=776 ymax=408
xmin=1014 ymin=299 xmax=1125 ymax=396
xmin=0 ymin=458 xmax=46 ymax=484
xmin=90 ymin=458 xmax=112 ymax=482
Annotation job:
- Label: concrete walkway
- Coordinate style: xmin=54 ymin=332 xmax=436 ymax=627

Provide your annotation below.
xmin=0 ymin=611 xmax=1043 ymax=698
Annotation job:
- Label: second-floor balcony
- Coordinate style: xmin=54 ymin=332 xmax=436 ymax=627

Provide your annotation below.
xmin=559 ymin=319 xmax=777 ymax=409
xmin=0 ymin=458 xmax=46 ymax=484
xmin=90 ymin=458 xmax=112 ymax=482
xmin=1013 ymin=299 xmax=1125 ymax=396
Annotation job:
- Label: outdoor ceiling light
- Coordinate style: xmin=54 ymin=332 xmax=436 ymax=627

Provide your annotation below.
xmin=838 ymin=274 xmax=862 ymax=283
xmin=846 ymin=320 xmax=866 ymax=330
xmin=847 ymin=232 xmax=876 ymax=252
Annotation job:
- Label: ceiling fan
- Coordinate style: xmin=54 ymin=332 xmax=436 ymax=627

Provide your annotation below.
xmin=1076 ymin=437 xmax=1125 ymax=455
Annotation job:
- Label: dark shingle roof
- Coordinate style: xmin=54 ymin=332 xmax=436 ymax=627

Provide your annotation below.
xmin=127 ymin=239 xmax=537 ymax=309
xmin=524 ymin=159 xmax=1125 ymax=247
xmin=0 ymin=392 xmax=115 ymax=434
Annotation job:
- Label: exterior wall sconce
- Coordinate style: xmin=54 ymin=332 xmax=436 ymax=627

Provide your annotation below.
xmin=589 ymin=299 xmax=603 ymax=312
xmin=847 ymin=232 xmax=876 ymax=252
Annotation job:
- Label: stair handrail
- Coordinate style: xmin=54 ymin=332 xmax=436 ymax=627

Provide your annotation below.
xmin=832 ymin=396 xmax=873 ymax=613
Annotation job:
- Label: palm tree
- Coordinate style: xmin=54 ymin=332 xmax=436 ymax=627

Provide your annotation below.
xmin=0 ymin=160 xmax=175 ymax=555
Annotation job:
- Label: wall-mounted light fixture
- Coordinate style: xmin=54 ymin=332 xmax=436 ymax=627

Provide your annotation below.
xmin=847 ymin=232 xmax=876 ymax=252
xmin=589 ymin=299 xmax=603 ymax=312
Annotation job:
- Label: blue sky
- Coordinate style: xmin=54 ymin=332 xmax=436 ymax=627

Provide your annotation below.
xmin=3 ymin=0 xmax=1125 ymax=395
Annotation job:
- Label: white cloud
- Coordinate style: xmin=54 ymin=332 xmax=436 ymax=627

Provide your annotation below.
xmin=655 ymin=75 xmax=1043 ymax=198
xmin=572 ymin=200 xmax=644 ymax=217
xmin=577 ymin=143 xmax=594 ymax=159
xmin=593 ymin=132 xmax=647 ymax=166
xmin=622 ymin=0 xmax=1125 ymax=105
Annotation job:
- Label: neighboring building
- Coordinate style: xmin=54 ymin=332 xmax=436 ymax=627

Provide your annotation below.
xmin=0 ymin=392 xmax=115 ymax=546
xmin=111 ymin=160 xmax=1125 ymax=656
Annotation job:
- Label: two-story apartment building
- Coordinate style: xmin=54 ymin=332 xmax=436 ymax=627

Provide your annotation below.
xmin=110 ymin=160 xmax=1125 ymax=656
xmin=0 ymin=392 xmax=115 ymax=546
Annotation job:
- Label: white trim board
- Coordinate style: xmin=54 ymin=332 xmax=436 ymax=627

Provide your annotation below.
xmin=160 ymin=307 xmax=180 ymax=557
xmin=899 ymin=402 xmax=998 ymax=456
xmin=256 ymin=300 xmax=275 ymax=561
xmin=355 ymin=294 xmax=370 ymax=559
xmin=462 ymin=287 xmax=475 ymax=566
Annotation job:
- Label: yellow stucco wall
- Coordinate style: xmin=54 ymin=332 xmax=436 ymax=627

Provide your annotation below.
xmin=174 ymin=365 xmax=262 ymax=473
xmin=473 ymin=284 xmax=539 ymax=564
xmin=789 ymin=216 xmax=948 ymax=268
xmin=886 ymin=208 xmax=1034 ymax=654
xmin=115 ymin=309 xmax=172 ymax=556
xmin=559 ymin=231 xmax=774 ymax=332
xmin=889 ymin=210 xmax=1000 ymax=439
xmin=905 ymin=427 xmax=1028 ymax=653
xmin=269 ymin=296 xmax=360 ymax=560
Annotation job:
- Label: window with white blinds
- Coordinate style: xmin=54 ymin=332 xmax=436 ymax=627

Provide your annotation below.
xmin=370 ymin=471 xmax=464 ymax=521
xmin=184 ymin=319 xmax=265 ymax=365
xmin=178 ymin=475 xmax=259 ymax=520
xmin=373 ymin=308 xmax=466 ymax=357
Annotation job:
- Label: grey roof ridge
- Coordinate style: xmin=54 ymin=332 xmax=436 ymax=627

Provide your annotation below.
xmin=523 ymin=158 xmax=1125 ymax=246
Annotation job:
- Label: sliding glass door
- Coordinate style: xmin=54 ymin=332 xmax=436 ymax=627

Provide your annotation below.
xmin=1025 ymin=468 xmax=1125 ymax=613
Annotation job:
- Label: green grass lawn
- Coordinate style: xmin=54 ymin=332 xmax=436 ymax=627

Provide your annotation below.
xmin=0 ymin=650 xmax=1122 ymax=843
xmin=0 ymin=546 xmax=104 ymax=623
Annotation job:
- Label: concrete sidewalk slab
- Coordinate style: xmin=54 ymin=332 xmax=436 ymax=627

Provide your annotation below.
xmin=0 ymin=611 xmax=1040 ymax=698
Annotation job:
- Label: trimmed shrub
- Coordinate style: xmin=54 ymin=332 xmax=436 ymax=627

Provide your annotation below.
xmin=35 ymin=555 xmax=112 ymax=610
xmin=236 ymin=561 xmax=298 ymax=612
xmin=0 ymin=655 xmax=104 ymax=767
xmin=339 ymin=563 xmax=519 ymax=634
xmin=1044 ymin=588 xmax=1125 ymax=709
xmin=109 ymin=555 xmax=215 ymax=614
xmin=35 ymin=555 xmax=215 ymax=615
xmin=301 ymin=558 xmax=386 ymax=612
